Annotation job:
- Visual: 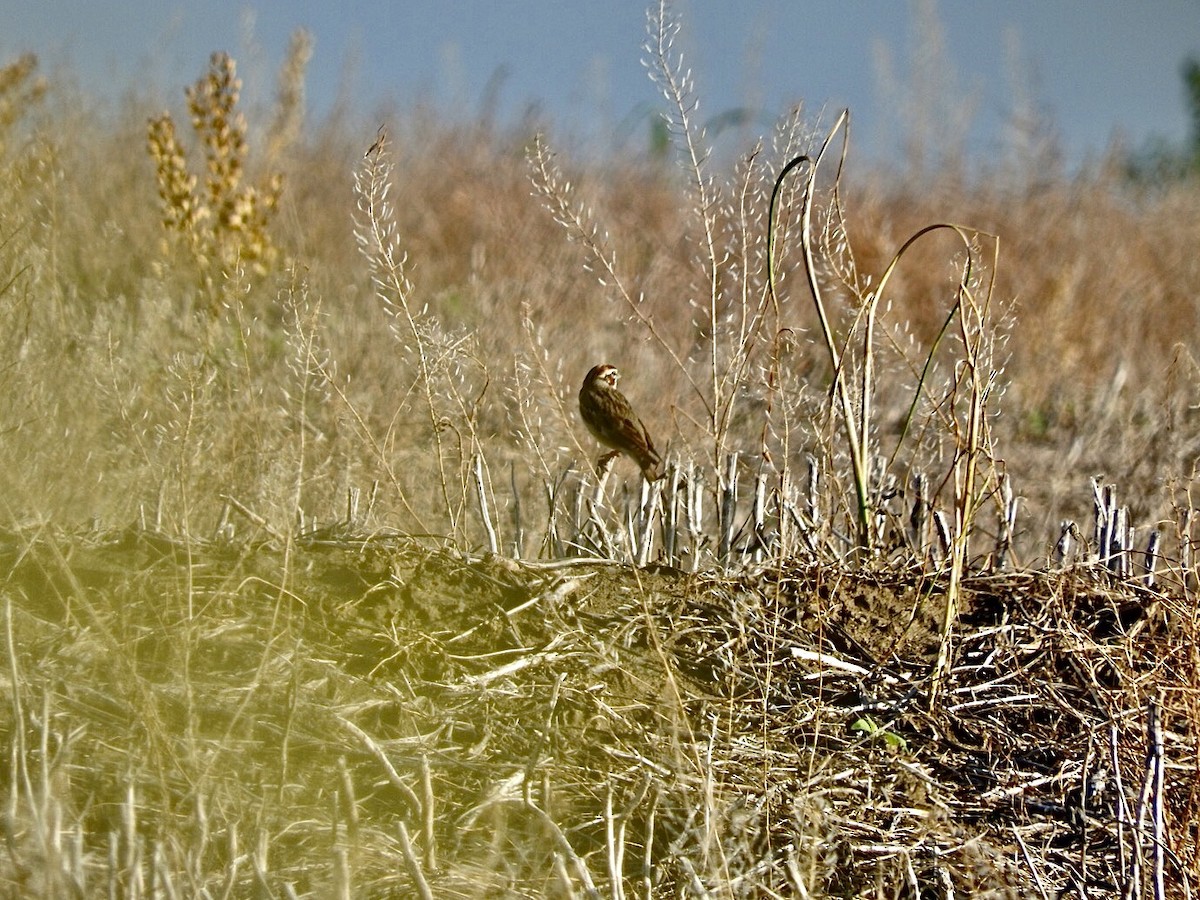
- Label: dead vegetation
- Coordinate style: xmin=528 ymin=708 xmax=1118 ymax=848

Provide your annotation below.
xmin=2 ymin=526 xmax=1196 ymax=896
xmin=1 ymin=2 xmax=1200 ymax=896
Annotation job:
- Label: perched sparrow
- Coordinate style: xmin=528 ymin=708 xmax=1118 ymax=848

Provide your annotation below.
xmin=579 ymin=363 xmax=664 ymax=481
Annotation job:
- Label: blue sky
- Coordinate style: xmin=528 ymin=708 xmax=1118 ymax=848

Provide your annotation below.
xmin=3 ymin=1 xmax=1197 ymax=167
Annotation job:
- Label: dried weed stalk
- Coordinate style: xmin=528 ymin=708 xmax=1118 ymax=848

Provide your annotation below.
xmin=352 ymin=127 xmax=491 ymax=546
xmin=147 ymin=51 xmax=283 ymax=300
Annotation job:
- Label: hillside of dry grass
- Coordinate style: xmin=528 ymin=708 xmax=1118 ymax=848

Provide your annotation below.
xmin=1 ymin=11 xmax=1199 ymax=897
xmin=4 ymin=527 xmax=1197 ymax=897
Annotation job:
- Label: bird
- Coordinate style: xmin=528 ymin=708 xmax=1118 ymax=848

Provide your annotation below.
xmin=578 ymin=363 xmax=664 ymax=482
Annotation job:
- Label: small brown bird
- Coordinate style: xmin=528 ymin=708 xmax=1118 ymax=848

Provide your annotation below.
xmin=578 ymin=363 xmax=664 ymax=481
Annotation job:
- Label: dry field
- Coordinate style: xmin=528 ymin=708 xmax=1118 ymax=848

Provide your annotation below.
xmin=1 ymin=8 xmax=1199 ymax=897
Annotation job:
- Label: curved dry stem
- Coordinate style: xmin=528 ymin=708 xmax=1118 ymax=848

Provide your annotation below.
xmin=769 ymin=110 xmax=872 ymax=551
xmin=872 ymin=222 xmax=978 ymax=465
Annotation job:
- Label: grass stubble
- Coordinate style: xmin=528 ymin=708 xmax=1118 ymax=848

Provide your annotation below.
xmin=1 ymin=2 xmax=1199 ymax=896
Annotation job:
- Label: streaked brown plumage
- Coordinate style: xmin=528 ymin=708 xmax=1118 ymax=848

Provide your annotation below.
xmin=578 ymin=363 xmax=664 ymax=481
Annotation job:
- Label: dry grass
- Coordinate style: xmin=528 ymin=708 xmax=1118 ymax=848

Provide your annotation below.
xmin=3 ymin=527 xmax=1196 ymax=896
xmin=1 ymin=3 xmax=1199 ymax=895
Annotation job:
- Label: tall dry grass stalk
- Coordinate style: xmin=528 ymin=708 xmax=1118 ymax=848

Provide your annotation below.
xmin=351 ymin=127 xmax=493 ymax=546
xmin=762 ymin=111 xmax=1006 ymax=696
xmin=266 ymin=28 xmax=314 ymax=166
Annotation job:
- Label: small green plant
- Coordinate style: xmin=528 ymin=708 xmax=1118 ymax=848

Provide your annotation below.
xmin=850 ymin=714 xmax=908 ymax=751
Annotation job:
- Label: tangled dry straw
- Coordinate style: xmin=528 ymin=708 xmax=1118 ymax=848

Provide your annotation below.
xmin=2 ymin=526 xmax=1195 ymax=897
xmin=2 ymin=3 xmax=1200 ymax=896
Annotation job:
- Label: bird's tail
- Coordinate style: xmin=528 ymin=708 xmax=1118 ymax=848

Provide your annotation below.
xmin=638 ymin=423 xmax=665 ymax=482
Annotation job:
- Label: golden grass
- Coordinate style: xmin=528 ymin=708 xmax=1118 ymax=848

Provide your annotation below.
xmin=0 ymin=9 xmax=1199 ymax=894
xmin=3 ymin=529 xmax=1196 ymax=896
